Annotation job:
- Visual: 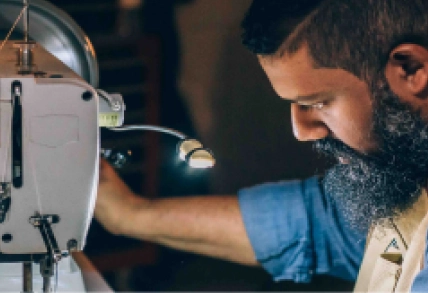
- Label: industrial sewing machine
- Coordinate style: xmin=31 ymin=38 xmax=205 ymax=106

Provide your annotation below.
xmin=0 ymin=0 xmax=214 ymax=291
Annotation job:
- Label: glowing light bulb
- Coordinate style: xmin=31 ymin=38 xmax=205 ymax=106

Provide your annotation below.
xmin=177 ymin=139 xmax=215 ymax=168
xmin=187 ymin=149 xmax=215 ymax=168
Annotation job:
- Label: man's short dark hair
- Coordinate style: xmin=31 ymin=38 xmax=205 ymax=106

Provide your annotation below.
xmin=241 ymin=0 xmax=323 ymax=55
xmin=242 ymin=0 xmax=428 ymax=83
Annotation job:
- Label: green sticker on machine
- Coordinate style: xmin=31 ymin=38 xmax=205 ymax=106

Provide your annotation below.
xmin=99 ymin=113 xmax=119 ymax=127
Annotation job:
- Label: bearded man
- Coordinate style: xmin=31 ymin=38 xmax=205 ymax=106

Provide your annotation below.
xmin=245 ymin=0 xmax=428 ymax=290
xmin=95 ymin=0 xmax=428 ymax=291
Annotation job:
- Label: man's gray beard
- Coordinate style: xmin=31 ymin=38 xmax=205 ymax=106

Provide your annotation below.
xmin=315 ymin=75 xmax=428 ymax=232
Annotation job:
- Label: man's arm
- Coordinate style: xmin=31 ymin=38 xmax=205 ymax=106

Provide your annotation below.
xmin=94 ymin=160 xmax=258 ymax=266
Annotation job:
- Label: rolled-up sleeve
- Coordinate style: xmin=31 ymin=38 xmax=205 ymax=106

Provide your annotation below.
xmin=238 ymin=176 xmax=365 ymax=283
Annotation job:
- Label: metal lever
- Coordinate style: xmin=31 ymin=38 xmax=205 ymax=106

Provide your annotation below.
xmin=29 ymin=214 xmax=62 ymax=262
xmin=29 ymin=214 xmax=61 ymax=292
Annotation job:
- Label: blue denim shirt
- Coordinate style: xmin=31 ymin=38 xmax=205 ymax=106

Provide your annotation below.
xmin=412 ymin=252 xmax=428 ymax=292
xmin=238 ymin=176 xmax=366 ymax=283
xmin=238 ymin=176 xmax=428 ymax=291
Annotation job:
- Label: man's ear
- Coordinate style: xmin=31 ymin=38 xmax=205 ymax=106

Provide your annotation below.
xmin=385 ymin=44 xmax=428 ymax=99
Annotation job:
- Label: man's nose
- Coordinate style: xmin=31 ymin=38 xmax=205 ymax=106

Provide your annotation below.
xmin=290 ymin=103 xmax=329 ymax=141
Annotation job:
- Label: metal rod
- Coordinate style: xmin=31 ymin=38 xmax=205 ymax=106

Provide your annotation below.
xmin=42 ymin=276 xmax=51 ymax=293
xmin=110 ymin=124 xmax=187 ymax=140
xmin=23 ymin=262 xmax=33 ymax=293
xmin=40 ymin=257 xmax=54 ymax=293
xmin=23 ymin=0 xmax=29 ymax=42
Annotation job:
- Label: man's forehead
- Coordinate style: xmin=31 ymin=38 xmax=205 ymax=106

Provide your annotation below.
xmin=258 ymin=47 xmax=366 ymax=100
xmin=257 ymin=45 xmax=313 ymax=69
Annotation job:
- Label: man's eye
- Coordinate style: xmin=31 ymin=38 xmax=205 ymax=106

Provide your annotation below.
xmin=311 ymin=102 xmax=325 ymax=110
xmin=298 ymin=101 xmax=326 ymax=110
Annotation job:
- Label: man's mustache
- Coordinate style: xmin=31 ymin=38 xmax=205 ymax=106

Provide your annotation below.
xmin=314 ymin=137 xmax=393 ymax=169
xmin=314 ymin=137 xmax=366 ymax=161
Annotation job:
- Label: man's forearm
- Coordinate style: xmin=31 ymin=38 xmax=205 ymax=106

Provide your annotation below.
xmin=96 ymin=160 xmax=258 ymax=266
xmin=120 ymin=195 xmax=258 ymax=266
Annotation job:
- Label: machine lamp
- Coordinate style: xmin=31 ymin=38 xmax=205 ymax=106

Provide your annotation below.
xmin=178 ymin=139 xmax=215 ymax=168
xmin=109 ymin=125 xmax=215 ymax=169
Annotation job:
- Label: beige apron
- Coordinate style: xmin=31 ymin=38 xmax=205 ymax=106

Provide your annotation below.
xmin=354 ymin=191 xmax=428 ymax=293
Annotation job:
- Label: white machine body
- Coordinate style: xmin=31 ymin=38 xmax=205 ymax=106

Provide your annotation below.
xmin=0 ymin=42 xmax=123 ymax=257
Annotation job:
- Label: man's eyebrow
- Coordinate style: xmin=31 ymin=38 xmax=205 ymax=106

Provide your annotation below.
xmin=282 ymin=93 xmax=325 ymax=103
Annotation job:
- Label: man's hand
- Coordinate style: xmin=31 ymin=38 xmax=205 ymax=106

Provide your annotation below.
xmin=95 ymin=159 xmax=147 ymax=235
